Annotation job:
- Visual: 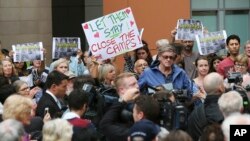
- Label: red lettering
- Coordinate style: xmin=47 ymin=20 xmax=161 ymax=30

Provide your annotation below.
xmin=91 ymin=44 xmax=98 ymax=52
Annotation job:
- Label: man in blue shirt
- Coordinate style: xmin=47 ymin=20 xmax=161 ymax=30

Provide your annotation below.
xmin=138 ymin=44 xmax=201 ymax=106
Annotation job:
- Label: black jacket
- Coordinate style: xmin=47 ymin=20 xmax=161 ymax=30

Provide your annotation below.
xmin=99 ymin=102 xmax=133 ymax=141
xmin=187 ymin=95 xmax=224 ymax=141
xmin=36 ymin=93 xmax=63 ymax=118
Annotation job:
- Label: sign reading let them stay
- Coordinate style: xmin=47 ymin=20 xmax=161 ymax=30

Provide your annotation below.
xmin=82 ymin=7 xmax=143 ymax=60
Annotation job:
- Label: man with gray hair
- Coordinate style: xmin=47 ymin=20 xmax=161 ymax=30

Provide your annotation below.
xmin=139 ymin=44 xmax=199 ymax=103
xmin=187 ymin=72 xmax=225 ymax=141
xmin=0 ymin=119 xmax=25 ymax=141
xmin=221 ymin=113 xmax=250 ymax=141
xmin=218 ymin=91 xmax=243 ymax=117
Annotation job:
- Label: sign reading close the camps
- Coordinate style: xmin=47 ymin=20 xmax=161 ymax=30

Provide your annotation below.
xmin=175 ymin=19 xmax=203 ymax=41
xmin=82 ymin=7 xmax=143 ymax=60
xmin=12 ymin=42 xmax=44 ymax=62
xmin=52 ymin=37 xmax=81 ymax=59
xmin=196 ymin=30 xmax=227 ymax=55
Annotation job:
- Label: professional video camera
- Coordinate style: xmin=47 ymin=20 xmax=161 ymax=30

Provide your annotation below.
xmin=227 ymin=72 xmax=243 ymax=84
xmin=172 ymin=89 xmax=188 ymax=103
xmin=154 ymin=90 xmax=188 ymax=130
xmin=226 ymin=72 xmax=250 ymax=113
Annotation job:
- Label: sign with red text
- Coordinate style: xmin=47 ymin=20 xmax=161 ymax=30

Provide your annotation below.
xmin=82 ymin=7 xmax=143 ymax=60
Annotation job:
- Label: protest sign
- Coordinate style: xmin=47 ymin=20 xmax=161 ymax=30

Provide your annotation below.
xmin=175 ymin=19 xmax=203 ymax=41
xmin=82 ymin=7 xmax=143 ymax=60
xmin=12 ymin=42 xmax=43 ymax=62
xmin=52 ymin=37 xmax=81 ymax=59
xmin=196 ymin=30 xmax=227 ymax=55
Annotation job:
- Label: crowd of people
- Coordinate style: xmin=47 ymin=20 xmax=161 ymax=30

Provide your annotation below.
xmin=0 ymin=28 xmax=250 ymax=141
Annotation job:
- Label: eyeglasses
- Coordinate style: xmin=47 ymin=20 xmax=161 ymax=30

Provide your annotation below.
xmin=161 ymin=55 xmax=175 ymax=60
xmin=235 ymin=63 xmax=246 ymax=68
xmin=136 ymin=63 xmax=148 ymax=68
xmin=20 ymin=87 xmax=30 ymax=91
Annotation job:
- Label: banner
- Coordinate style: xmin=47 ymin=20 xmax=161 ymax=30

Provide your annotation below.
xmin=175 ymin=19 xmax=203 ymax=41
xmin=196 ymin=30 xmax=227 ymax=55
xmin=52 ymin=37 xmax=81 ymax=59
xmin=82 ymin=7 xmax=143 ymax=60
xmin=12 ymin=42 xmax=43 ymax=62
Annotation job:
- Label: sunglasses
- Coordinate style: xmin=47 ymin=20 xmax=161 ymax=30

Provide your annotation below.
xmin=161 ymin=55 xmax=175 ymax=60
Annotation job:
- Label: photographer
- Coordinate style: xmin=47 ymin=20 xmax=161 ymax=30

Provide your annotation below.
xmin=99 ymin=73 xmax=140 ymax=141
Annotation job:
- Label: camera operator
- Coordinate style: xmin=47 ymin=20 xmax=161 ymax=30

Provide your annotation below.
xmin=99 ymin=72 xmax=140 ymax=141
xmin=138 ymin=44 xmax=202 ymax=108
xmin=187 ymin=72 xmax=225 ymax=141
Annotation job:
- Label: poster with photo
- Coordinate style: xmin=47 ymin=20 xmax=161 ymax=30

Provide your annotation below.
xmin=82 ymin=7 xmax=143 ymax=61
xmin=12 ymin=42 xmax=43 ymax=62
xmin=175 ymin=19 xmax=203 ymax=41
xmin=52 ymin=37 xmax=81 ymax=59
xmin=196 ymin=30 xmax=227 ymax=55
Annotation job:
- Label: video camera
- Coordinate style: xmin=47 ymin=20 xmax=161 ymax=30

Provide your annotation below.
xmin=225 ymin=72 xmax=250 ymax=113
xmin=153 ymin=90 xmax=188 ymax=130
xmin=172 ymin=89 xmax=188 ymax=103
xmin=227 ymin=72 xmax=243 ymax=84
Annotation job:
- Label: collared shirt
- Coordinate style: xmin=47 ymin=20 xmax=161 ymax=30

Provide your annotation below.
xmin=46 ymin=90 xmax=61 ymax=109
xmin=62 ymin=111 xmax=80 ymax=120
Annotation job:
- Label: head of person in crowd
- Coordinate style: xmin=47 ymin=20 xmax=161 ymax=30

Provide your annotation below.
xmin=222 ymin=113 xmax=250 ymax=141
xmin=135 ymin=40 xmax=153 ymax=65
xmin=14 ymin=61 xmax=29 ymax=76
xmin=32 ymin=60 xmax=45 ymax=71
xmin=3 ymin=94 xmax=34 ymax=125
xmin=171 ymin=43 xmax=184 ymax=68
xmin=234 ymin=54 xmax=248 ymax=75
xmin=42 ymin=118 xmax=73 ymax=141
xmin=98 ymin=63 xmax=116 ymax=86
xmin=68 ymin=89 xmax=89 ymax=117
xmin=73 ymin=75 xmax=95 ymax=90
xmin=115 ymin=72 xmax=140 ymax=97
xmin=195 ymin=56 xmax=210 ymax=78
xmin=50 ymin=58 xmax=69 ymax=74
xmin=182 ymin=40 xmax=194 ymax=53
xmin=45 ymin=70 xmax=68 ymax=98
xmin=64 ymin=71 xmax=76 ymax=95
xmin=157 ymin=44 xmax=176 ymax=70
xmin=0 ymin=58 xmax=17 ymax=78
xmin=218 ymin=91 xmax=243 ymax=117
xmin=209 ymin=55 xmax=223 ymax=72
xmin=129 ymin=119 xmax=160 ymax=141
xmin=156 ymin=39 xmax=169 ymax=49
xmin=162 ymin=129 xmax=193 ymax=141
xmin=134 ymin=59 xmax=148 ymax=75
xmin=226 ymin=34 xmax=240 ymax=57
xmin=199 ymin=123 xmax=224 ymax=141
xmin=133 ymin=95 xmax=160 ymax=123
xmin=0 ymin=119 xmax=25 ymax=141
xmin=203 ymin=72 xmax=225 ymax=95
xmin=244 ymin=40 xmax=250 ymax=57
xmin=83 ymin=50 xmax=91 ymax=65
xmin=12 ymin=80 xmax=40 ymax=100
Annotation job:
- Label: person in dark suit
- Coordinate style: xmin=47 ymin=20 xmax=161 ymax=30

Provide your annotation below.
xmin=36 ymin=71 xmax=68 ymax=118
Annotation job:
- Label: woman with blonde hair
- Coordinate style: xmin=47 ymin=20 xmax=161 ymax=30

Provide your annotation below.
xmin=0 ymin=58 xmax=19 ymax=86
xmin=49 ymin=58 xmax=69 ymax=74
xmin=42 ymin=118 xmax=73 ymax=141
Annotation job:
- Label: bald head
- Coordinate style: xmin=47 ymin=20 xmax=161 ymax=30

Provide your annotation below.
xmin=203 ymin=72 xmax=224 ymax=95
